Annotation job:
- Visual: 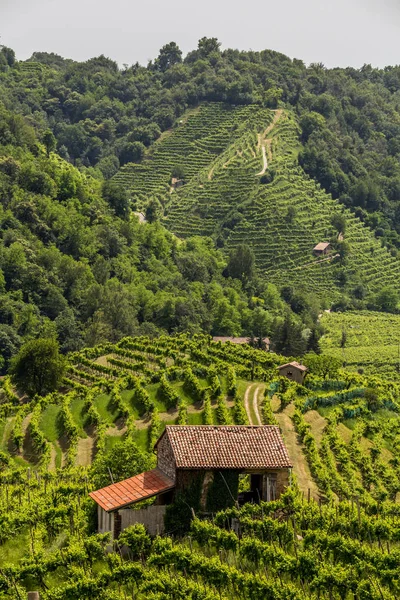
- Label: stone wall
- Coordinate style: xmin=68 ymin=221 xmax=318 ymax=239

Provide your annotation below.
xmin=276 ymin=468 xmax=290 ymax=498
xmin=278 ymin=366 xmax=305 ymax=384
xmin=156 ymin=433 xmax=176 ymax=481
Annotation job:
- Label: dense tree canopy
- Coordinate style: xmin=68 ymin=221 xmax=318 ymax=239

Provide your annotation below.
xmin=10 ymin=338 xmax=66 ymax=396
xmin=1 ymin=39 xmax=400 ymax=252
xmin=2 ymin=39 xmax=400 ymax=368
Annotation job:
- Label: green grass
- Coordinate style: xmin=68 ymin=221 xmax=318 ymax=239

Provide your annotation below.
xmin=104 ymin=435 xmax=125 ymax=454
xmin=186 ymin=411 xmax=204 ymax=425
xmin=341 ymin=418 xmax=358 ymax=431
xmin=0 ymin=531 xmax=30 ymax=566
xmin=132 ymin=427 xmax=150 ymax=452
xmin=39 ymin=405 xmax=62 ymax=442
xmin=93 ymin=394 xmax=119 ymax=424
xmin=121 ymin=389 xmax=141 ymax=418
xmin=69 ymin=396 xmax=87 ymax=436
xmin=317 ymin=406 xmax=339 ymax=418
xmin=146 ymin=383 xmax=168 ymax=412
xmin=0 ymin=417 xmax=14 ymax=453
xmin=0 ymin=420 xmax=6 ymax=452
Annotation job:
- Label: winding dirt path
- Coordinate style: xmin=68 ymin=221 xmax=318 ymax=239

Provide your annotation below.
xmin=257 ymin=146 xmax=268 ymax=176
xmin=256 ymin=109 xmax=283 ymax=176
xmin=273 ymin=402 xmax=319 ymax=499
xmin=252 ymin=385 xmax=263 ymax=425
xmin=243 ymin=384 xmax=255 ymax=424
xmin=49 ymin=444 xmax=57 ymax=471
xmin=243 ymin=384 xmax=264 ymax=425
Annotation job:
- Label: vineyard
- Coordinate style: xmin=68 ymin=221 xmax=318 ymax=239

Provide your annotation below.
xmin=115 ymin=102 xmax=400 ymax=302
xmin=112 ymin=103 xmax=273 ymax=211
xmin=0 ymin=335 xmax=400 ymax=597
xmin=0 ymin=335 xmax=281 ymax=472
xmin=320 ymin=311 xmax=400 ymax=377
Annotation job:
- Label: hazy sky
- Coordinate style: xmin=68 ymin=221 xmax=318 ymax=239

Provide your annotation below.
xmin=2 ymin=0 xmax=400 ymax=68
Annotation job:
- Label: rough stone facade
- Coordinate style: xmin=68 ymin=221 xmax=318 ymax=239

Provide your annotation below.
xmin=156 ymin=433 xmax=176 ymax=481
xmin=278 ymin=365 xmax=306 ymax=384
xmin=175 ymin=469 xmax=203 ymax=493
xmin=276 ymin=469 xmax=290 ymax=497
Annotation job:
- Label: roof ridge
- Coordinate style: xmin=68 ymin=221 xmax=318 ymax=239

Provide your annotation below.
xmin=163 ymin=425 xmax=292 ymax=470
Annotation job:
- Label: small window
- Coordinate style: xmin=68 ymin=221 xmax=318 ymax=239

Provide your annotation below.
xmin=287 ymin=371 xmax=293 ymax=377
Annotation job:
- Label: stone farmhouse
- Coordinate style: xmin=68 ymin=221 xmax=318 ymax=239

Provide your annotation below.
xmin=278 ymin=361 xmax=308 ymax=384
xmin=90 ymin=425 xmax=292 ymax=538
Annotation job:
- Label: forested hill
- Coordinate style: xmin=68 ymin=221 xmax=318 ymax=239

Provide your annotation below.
xmin=3 ymin=39 xmax=400 ymax=250
xmin=2 ymin=100 xmax=298 ymax=374
xmin=3 ymin=39 xmax=400 ymax=369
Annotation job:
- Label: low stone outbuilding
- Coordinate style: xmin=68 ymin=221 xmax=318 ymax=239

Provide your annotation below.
xmin=90 ymin=425 xmax=292 ymax=539
xmin=313 ymin=242 xmax=331 ymax=256
xmin=278 ymin=361 xmax=307 ymax=384
xmin=212 ymin=337 xmax=270 ymax=350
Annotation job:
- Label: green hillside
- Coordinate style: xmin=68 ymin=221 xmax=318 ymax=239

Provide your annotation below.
xmin=113 ymin=104 xmax=273 ymax=208
xmin=320 ymin=310 xmax=400 ymax=377
xmin=115 ymin=102 xmax=400 ymax=303
xmin=1 ymin=336 xmax=400 ymax=598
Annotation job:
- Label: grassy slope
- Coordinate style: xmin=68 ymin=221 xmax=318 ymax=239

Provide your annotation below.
xmin=320 ymin=310 xmax=400 ymax=376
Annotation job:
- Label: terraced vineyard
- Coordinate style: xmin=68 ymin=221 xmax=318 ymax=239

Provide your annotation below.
xmin=320 ymin=310 xmax=400 ymax=377
xmin=0 ymin=335 xmax=279 ymax=471
xmin=1 ymin=335 xmax=400 ymax=598
xmin=116 ymin=102 xmax=400 ymax=302
xmin=113 ymin=103 xmax=273 ymax=209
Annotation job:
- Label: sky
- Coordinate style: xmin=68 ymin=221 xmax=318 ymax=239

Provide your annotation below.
xmin=2 ymin=0 xmax=400 ymax=68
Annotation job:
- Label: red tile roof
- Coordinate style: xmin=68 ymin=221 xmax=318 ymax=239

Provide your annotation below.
xmin=156 ymin=425 xmax=292 ymax=470
xmin=278 ymin=361 xmax=307 ymax=372
xmin=89 ymin=468 xmax=175 ymax=512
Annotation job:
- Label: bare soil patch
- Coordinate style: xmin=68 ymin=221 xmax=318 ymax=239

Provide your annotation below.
xmin=76 ymin=436 xmax=95 ymax=466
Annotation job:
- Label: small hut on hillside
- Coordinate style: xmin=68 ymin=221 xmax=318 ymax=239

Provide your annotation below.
xmin=277 ymin=361 xmax=307 ymax=384
xmin=313 ymin=242 xmax=331 ymax=256
xmin=90 ymin=425 xmax=292 ymax=539
xmin=171 ymin=177 xmax=184 ymax=190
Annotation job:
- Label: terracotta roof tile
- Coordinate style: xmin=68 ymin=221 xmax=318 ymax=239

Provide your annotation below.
xmin=89 ymin=468 xmax=175 ymax=512
xmin=278 ymin=361 xmax=307 ymax=372
xmin=159 ymin=425 xmax=292 ymax=470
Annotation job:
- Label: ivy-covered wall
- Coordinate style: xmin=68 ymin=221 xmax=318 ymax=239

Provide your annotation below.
xmin=165 ymin=469 xmax=239 ymax=535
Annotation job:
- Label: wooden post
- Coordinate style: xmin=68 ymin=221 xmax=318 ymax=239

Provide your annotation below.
xmin=28 ymin=593 xmax=40 ymax=600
